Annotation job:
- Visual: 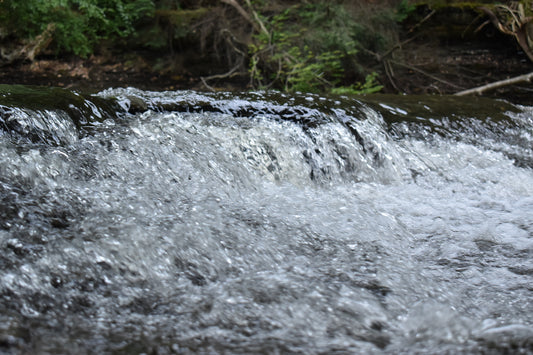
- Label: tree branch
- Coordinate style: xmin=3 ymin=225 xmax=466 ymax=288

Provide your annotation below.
xmin=243 ymin=0 xmax=269 ymax=38
xmin=389 ymin=60 xmax=463 ymax=89
xmin=454 ymin=72 xmax=533 ymax=96
xmin=201 ymin=60 xmax=244 ymax=81
xmin=220 ymin=0 xmax=269 ymax=37
xmin=1 ymin=23 xmax=55 ymax=63
xmin=479 ymin=6 xmax=533 ymax=62
xmin=220 ymin=0 xmax=254 ymax=27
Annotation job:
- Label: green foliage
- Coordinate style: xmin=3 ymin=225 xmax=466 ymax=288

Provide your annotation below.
xmin=0 ymin=0 xmax=154 ymax=57
xmin=247 ymin=1 xmax=404 ymax=93
xmin=331 ymin=73 xmax=384 ymax=95
xmin=283 ymin=48 xmax=345 ymax=93
xmin=0 ymin=0 xmax=415 ymax=95
xmin=396 ymin=0 xmax=416 ymax=23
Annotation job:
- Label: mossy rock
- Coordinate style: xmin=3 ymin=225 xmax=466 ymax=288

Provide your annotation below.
xmin=0 ymin=84 xmax=119 ymax=126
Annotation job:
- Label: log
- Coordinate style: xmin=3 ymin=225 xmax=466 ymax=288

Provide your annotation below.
xmin=0 ymin=23 xmax=55 ymax=63
xmin=454 ymin=72 xmax=533 ymax=96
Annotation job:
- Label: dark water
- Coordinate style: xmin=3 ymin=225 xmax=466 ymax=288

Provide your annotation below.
xmin=0 ymin=86 xmax=532 ymax=354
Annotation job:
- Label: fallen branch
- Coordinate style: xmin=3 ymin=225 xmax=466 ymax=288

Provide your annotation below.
xmin=201 ymin=61 xmax=243 ymax=81
xmin=455 ymin=72 xmax=533 ymax=96
xmin=389 ymin=60 xmax=463 ymax=89
xmin=200 ymin=60 xmax=245 ymax=91
xmin=1 ymin=23 xmax=55 ymax=63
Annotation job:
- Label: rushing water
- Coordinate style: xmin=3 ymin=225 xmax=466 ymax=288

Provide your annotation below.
xmin=0 ymin=86 xmax=532 ymax=354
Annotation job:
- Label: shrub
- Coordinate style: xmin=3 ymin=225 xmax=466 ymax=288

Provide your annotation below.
xmin=0 ymin=0 xmax=155 ymax=57
xmin=247 ymin=0 xmax=413 ymax=93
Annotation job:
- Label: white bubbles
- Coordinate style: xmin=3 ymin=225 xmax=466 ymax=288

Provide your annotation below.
xmin=0 ymin=91 xmax=532 ymax=353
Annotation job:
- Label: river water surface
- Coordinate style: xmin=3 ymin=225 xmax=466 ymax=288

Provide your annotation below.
xmin=0 ymin=86 xmax=532 ymax=354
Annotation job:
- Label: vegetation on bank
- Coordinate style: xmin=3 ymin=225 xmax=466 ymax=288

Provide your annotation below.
xmin=0 ymin=0 xmax=154 ymax=57
xmin=0 ymin=1 xmax=532 ymax=95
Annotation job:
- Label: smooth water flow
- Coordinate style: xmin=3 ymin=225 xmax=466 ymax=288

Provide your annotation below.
xmin=0 ymin=87 xmax=532 ymax=354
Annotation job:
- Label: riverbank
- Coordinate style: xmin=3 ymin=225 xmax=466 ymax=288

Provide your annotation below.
xmin=1 ymin=2 xmax=532 ymax=104
xmin=3 ymin=42 xmax=529 ymax=100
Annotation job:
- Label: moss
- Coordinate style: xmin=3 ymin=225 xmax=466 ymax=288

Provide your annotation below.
xmin=415 ymin=1 xmax=497 ymax=8
xmin=0 ymin=84 xmax=118 ymax=125
xmin=155 ymin=8 xmax=211 ymax=27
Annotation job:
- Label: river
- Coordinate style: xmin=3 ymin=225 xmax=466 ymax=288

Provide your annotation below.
xmin=0 ymin=85 xmax=532 ymax=354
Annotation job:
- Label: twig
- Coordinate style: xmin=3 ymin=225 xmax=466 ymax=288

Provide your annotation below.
xmin=220 ymin=0 xmax=269 ymax=37
xmin=201 ymin=61 xmax=244 ymax=81
xmin=389 ymin=60 xmax=463 ymax=89
xmin=455 ymin=72 xmax=533 ymax=96
xmin=408 ymin=9 xmax=436 ymax=34
xmin=384 ymin=60 xmax=401 ymax=92
xmin=219 ymin=28 xmax=247 ymax=57
xmin=243 ymin=0 xmax=270 ymax=38
xmin=220 ymin=0 xmax=256 ymax=30
xmin=201 ymin=61 xmax=245 ymax=91
xmin=379 ymin=35 xmax=418 ymax=61
xmin=480 ymin=6 xmax=533 ymax=62
xmin=201 ymin=77 xmax=216 ymax=92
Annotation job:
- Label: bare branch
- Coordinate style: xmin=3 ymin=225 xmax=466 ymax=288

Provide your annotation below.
xmin=407 ymin=9 xmax=436 ymax=34
xmin=480 ymin=6 xmax=533 ymax=62
xmin=479 ymin=6 xmax=514 ymax=35
xmin=201 ymin=60 xmax=244 ymax=81
xmin=1 ymin=23 xmax=55 ymax=63
xmin=220 ymin=0 xmax=254 ymax=27
xmin=200 ymin=77 xmax=216 ymax=92
xmin=220 ymin=0 xmax=269 ymax=37
xmin=389 ymin=60 xmax=463 ymax=89
xmin=243 ymin=0 xmax=269 ymax=38
xmin=455 ymin=72 xmax=533 ymax=96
